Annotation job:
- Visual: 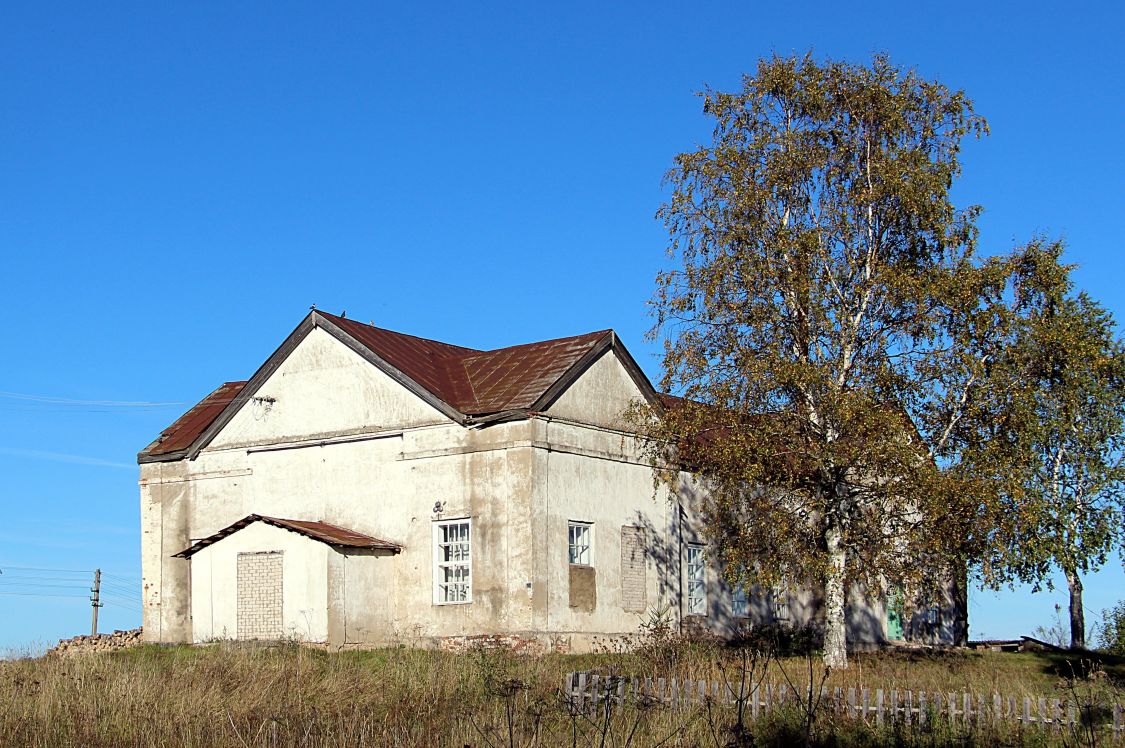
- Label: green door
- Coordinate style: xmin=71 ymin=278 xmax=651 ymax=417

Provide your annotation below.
xmin=886 ymin=590 xmax=904 ymax=640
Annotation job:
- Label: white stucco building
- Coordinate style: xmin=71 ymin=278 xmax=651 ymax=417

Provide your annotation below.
xmin=139 ymin=310 xmax=966 ymax=651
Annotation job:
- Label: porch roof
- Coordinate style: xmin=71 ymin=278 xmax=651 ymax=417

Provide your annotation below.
xmin=173 ymin=514 xmax=403 ymax=558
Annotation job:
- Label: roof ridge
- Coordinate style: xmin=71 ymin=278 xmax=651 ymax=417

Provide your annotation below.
xmin=317 ymin=311 xmax=481 ymax=356
xmin=452 ymin=329 xmax=613 ymax=361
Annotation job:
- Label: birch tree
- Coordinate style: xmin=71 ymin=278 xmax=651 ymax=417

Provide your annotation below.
xmin=644 ymin=55 xmax=1029 ymax=669
xmin=987 ymin=241 xmax=1125 ymax=649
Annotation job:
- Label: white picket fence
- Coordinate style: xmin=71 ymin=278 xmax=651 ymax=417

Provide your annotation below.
xmin=564 ymin=672 xmax=1125 ymax=734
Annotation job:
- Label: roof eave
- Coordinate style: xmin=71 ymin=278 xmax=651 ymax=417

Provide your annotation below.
xmin=173 ymin=514 xmax=403 ymax=558
xmin=138 ymin=447 xmax=191 ymax=464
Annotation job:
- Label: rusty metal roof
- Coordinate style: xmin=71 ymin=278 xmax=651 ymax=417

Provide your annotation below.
xmin=142 ymin=381 xmax=248 ymax=457
xmin=140 ymin=311 xmax=656 ymax=463
xmin=173 ymin=514 xmax=402 ymax=558
xmin=319 ymin=312 xmax=612 ymax=416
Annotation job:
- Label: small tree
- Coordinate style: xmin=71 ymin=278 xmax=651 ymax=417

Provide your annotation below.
xmin=985 ymin=242 xmax=1125 ymax=649
xmin=645 ymin=54 xmax=1034 ymax=668
xmin=1096 ymin=601 xmax=1125 ymax=655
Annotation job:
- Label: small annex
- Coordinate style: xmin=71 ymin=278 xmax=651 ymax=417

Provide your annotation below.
xmin=138 ymin=309 xmax=966 ymax=652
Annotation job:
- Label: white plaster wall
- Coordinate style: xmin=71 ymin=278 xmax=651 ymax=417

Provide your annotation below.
xmin=340 ymin=552 xmax=396 ymax=644
xmin=545 ymin=349 xmax=645 ymax=430
xmin=189 ymin=522 xmax=329 ymax=642
xmin=211 ymin=326 xmax=448 ymax=450
xmin=541 ymin=437 xmax=675 ymax=640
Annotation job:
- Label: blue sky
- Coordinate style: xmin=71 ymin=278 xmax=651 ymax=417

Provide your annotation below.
xmin=1 ymin=1 xmax=1122 ymax=650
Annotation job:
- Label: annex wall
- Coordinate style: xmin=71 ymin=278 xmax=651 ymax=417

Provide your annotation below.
xmin=188 ymin=521 xmax=330 ymax=643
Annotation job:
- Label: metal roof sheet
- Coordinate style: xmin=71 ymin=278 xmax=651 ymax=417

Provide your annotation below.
xmin=320 ymin=312 xmax=611 ymax=415
xmin=142 ymin=381 xmax=248 ymax=457
xmin=173 ymin=514 xmax=402 ymax=558
xmin=140 ymin=312 xmax=639 ymax=462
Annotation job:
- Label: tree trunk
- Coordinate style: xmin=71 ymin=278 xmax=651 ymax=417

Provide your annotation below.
xmin=823 ymin=526 xmax=848 ymax=669
xmin=1064 ymin=566 xmax=1085 ymax=650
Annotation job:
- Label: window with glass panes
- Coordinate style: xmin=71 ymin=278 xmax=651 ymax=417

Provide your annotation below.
xmin=732 ymin=586 xmax=749 ymax=618
xmin=433 ymin=519 xmax=471 ymax=604
xmin=686 ymin=544 xmax=706 ymax=615
xmin=568 ymin=521 xmax=592 ymax=565
xmin=771 ymin=585 xmax=790 ymax=622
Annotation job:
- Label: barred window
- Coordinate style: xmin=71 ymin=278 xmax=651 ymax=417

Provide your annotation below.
xmin=686 ymin=544 xmax=706 ymax=616
xmin=433 ymin=519 xmax=471 ymax=604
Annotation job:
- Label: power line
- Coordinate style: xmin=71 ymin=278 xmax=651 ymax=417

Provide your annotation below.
xmin=0 ymin=575 xmax=94 ymax=584
xmin=0 ymin=591 xmax=89 ymax=599
xmin=102 ymin=598 xmax=141 ymax=612
xmin=0 ymin=390 xmax=186 ymax=407
xmin=101 ymin=572 xmax=140 ymax=583
xmin=0 ymin=582 xmax=90 ymax=591
xmin=0 ymin=564 xmax=92 ymax=574
xmin=100 ymin=576 xmax=139 ymax=587
xmin=0 ymin=565 xmax=140 ymax=582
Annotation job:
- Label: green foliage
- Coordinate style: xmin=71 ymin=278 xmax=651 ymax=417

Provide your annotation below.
xmin=975 ymin=241 xmax=1125 ymax=647
xmin=1096 ymin=601 xmax=1125 ymax=655
xmin=643 ymin=53 xmax=1043 ymax=667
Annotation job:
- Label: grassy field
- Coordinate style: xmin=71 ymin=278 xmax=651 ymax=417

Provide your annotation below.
xmin=1 ymin=639 xmax=1122 ymax=747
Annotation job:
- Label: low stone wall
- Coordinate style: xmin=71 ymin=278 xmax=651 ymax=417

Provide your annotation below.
xmin=49 ymin=628 xmax=143 ymax=657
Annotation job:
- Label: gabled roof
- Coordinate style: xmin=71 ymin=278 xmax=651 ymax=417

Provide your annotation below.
xmin=139 ymin=310 xmax=660 ymax=463
xmin=322 ymin=312 xmax=614 ymax=415
xmin=173 ymin=514 xmax=403 ymax=558
xmin=142 ymin=381 xmax=249 ymax=458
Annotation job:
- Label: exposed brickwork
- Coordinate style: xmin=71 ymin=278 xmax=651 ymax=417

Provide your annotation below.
xmin=437 ymin=633 xmax=544 ymax=654
xmin=620 ymin=525 xmax=647 ymax=612
xmin=237 ymin=552 xmax=283 ymax=640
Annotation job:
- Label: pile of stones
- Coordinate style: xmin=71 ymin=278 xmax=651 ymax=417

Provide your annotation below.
xmin=48 ymin=628 xmax=143 ymax=657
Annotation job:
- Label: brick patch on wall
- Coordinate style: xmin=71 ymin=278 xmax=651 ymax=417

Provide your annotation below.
xmin=437 ymin=633 xmax=544 ymax=655
xmin=237 ymin=551 xmax=283 ymax=640
xmin=620 ymin=525 xmax=647 ymax=612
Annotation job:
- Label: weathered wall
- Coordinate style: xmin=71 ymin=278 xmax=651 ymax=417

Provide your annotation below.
xmin=141 ymin=327 xmax=965 ymax=652
xmin=189 ymin=522 xmax=330 ymax=642
xmin=544 ymin=349 xmax=638 ymax=430
xmin=211 ymin=326 xmax=447 ymax=450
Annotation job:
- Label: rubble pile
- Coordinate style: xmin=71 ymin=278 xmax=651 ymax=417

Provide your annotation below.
xmin=49 ymin=628 xmax=143 ymax=657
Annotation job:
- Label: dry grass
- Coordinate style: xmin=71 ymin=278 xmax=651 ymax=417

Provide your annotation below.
xmin=0 ymin=641 xmax=1121 ymax=747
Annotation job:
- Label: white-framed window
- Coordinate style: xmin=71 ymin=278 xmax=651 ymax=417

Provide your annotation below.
xmin=568 ymin=521 xmax=592 ymax=566
xmin=732 ymin=586 xmax=749 ymax=618
xmin=771 ymin=585 xmax=791 ymax=623
xmin=433 ymin=518 xmax=471 ymax=604
xmin=686 ymin=544 xmax=706 ymax=616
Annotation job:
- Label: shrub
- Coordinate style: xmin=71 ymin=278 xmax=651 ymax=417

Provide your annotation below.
xmin=1096 ymin=600 xmax=1125 ymax=655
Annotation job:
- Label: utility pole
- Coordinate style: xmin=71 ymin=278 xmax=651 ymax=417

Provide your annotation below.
xmin=90 ymin=568 xmax=102 ymax=635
